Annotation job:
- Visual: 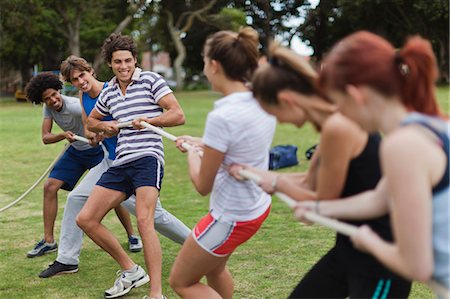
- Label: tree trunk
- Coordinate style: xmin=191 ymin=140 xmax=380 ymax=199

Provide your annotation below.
xmin=167 ymin=13 xmax=186 ymax=90
xmin=19 ymin=64 xmax=32 ymax=90
xmin=68 ymin=26 xmax=80 ymax=56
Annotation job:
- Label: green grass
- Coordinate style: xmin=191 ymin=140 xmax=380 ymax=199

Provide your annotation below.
xmin=0 ymin=87 xmax=447 ymax=298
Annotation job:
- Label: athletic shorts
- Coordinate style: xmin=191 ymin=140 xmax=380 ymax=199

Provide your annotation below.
xmin=96 ymin=156 xmax=164 ymax=198
xmin=49 ymin=145 xmax=104 ymax=191
xmin=193 ymin=206 xmax=271 ymax=257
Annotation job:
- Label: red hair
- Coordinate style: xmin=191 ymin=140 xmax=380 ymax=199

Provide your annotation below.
xmin=320 ymin=31 xmax=444 ymax=117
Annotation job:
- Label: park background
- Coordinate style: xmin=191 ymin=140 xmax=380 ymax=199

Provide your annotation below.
xmin=0 ymin=0 xmax=449 ymax=298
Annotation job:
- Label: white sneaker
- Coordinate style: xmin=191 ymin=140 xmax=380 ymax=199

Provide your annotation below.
xmin=104 ymin=265 xmax=150 ymax=298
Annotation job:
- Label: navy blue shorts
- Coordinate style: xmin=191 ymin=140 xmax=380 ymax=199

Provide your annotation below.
xmin=96 ymin=156 xmax=164 ymax=198
xmin=49 ymin=145 xmax=104 ymax=191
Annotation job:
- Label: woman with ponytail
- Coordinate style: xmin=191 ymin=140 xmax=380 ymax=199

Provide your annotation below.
xmin=230 ymin=43 xmax=411 ymax=298
xmin=296 ymin=31 xmax=449 ymax=293
xmin=169 ymin=27 xmax=276 ymax=298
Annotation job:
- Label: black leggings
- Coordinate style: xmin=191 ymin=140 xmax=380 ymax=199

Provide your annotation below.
xmin=289 ymin=247 xmax=411 ymax=299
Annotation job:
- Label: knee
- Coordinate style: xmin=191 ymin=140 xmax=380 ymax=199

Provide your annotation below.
xmin=169 ymin=271 xmax=185 ymax=293
xmin=136 ymin=214 xmax=154 ymax=231
xmin=67 ymin=192 xmax=85 ymax=204
xmin=76 ymin=212 xmax=92 ymax=233
xmin=44 ymin=180 xmax=60 ymax=195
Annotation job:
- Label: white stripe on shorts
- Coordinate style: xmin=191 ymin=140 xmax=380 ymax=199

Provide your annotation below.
xmin=194 ymin=218 xmax=236 ymax=257
xmin=156 ymin=159 xmax=161 ymax=189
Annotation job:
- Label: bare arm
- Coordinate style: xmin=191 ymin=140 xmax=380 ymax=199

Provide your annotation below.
xmin=350 ymin=130 xmax=441 ymax=282
xmin=187 ymin=144 xmax=224 ymax=196
xmin=315 ymin=114 xmax=362 ymax=199
xmin=86 ymin=109 xmax=119 ymax=138
xmin=227 ymin=164 xmax=316 ymax=200
xmin=41 ymin=117 xmax=76 ymax=144
xmin=312 ymin=178 xmax=390 ymax=220
xmin=136 ymin=93 xmax=185 ymax=128
xmin=357 ymin=131 xmax=437 ymax=281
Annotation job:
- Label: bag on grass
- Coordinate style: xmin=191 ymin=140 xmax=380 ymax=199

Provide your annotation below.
xmin=269 ymin=145 xmax=298 ymax=170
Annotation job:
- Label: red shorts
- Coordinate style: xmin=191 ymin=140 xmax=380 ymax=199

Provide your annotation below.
xmin=192 ymin=206 xmax=271 ymax=257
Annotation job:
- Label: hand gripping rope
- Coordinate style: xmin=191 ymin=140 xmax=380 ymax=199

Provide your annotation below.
xmin=0 ymin=122 xmax=133 ymax=214
xmin=138 ymin=121 xmax=450 ymax=298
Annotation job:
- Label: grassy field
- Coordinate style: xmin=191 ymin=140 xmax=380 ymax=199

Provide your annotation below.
xmin=0 ymin=88 xmax=447 ymax=298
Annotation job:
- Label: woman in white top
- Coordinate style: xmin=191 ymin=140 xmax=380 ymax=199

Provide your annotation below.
xmin=169 ymin=27 xmax=276 ymax=298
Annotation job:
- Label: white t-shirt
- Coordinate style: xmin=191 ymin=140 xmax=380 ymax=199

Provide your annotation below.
xmin=203 ymin=91 xmax=276 ymax=222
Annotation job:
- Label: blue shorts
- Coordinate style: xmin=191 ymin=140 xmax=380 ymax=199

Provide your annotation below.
xmin=96 ymin=156 xmax=164 ymax=198
xmin=49 ymin=145 xmax=104 ymax=191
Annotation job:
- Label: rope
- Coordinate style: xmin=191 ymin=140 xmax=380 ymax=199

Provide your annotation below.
xmin=0 ymin=143 xmax=70 ymax=213
xmin=136 ymin=121 xmax=450 ymax=298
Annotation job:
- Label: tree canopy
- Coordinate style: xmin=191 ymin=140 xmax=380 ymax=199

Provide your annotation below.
xmin=1 ymin=0 xmax=448 ymax=90
xmin=299 ymin=0 xmax=449 ymax=81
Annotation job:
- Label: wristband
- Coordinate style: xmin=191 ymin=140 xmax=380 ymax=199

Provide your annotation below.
xmin=315 ymin=200 xmax=320 ymax=214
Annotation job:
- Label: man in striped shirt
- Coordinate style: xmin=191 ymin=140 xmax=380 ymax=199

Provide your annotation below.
xmin=77 ymin=33 xmax=184 ymax=299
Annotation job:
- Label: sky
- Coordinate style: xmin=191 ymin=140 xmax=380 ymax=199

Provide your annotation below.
xmin=289 ymin=0 xmax=320 ymax=56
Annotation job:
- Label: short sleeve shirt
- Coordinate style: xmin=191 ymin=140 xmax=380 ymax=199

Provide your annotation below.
xmin=43 ymin=95 xmax=91 ymax=151
xmin=203 ymin=91 xmax=276 ymax=222
xmin=94 ymin=68 xmax=172 ymax=166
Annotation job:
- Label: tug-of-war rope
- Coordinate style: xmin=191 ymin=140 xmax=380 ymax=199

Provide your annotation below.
xmin=0 ymin=122 xmax=131 ymax=214
xmin=138 ymin=121 xmax=450 ymax=299
xmin=2 ymin=120 xmax=448 ymax=297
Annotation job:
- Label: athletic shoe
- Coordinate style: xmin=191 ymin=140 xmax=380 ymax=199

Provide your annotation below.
xmin=39 ymin=261 xmax=79 ymax=278
xmin=27 ymin=239 xmax=57 ymax=258
xmin=128 ymin=234 xmax=143 ymax=252
xmin=104 ymin=265 xmax=150 ymax=298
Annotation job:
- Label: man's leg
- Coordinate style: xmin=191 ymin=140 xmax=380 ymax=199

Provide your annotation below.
xmin=76 ymin=186 xmax=132 ymax=269
xmin=27 ymin=178 xmax=64 ymax=258
xmin=77 ymin=186 xmax=149 ymax=298
xmin=57 ymin=158 xmax=109 ymax=266
xmin=114 ymin=204 xmax=142 ymax=252
xmin=39 ymin=158 xmax=110 ymax=277
xmin=42 ymin=178 xmax=65 ymax=243
xmin=135 ymin=186 xmax=163 ymax=299
xmin=121 ymin=196 xmax=190 ymax=244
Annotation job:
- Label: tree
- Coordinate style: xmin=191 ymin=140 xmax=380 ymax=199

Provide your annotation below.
xmin=40 ymin=0 xmax=148 ymax=73
xmin=0 ymin=0 xmax=150 ymax=88
xmin=138 ymin=0 xmax=308 ymax=89
xmin=0 ymin=0 xmax=64 ymax=88
xmin=299 ymin=0 xmax=449 ymax=82
xmin=230 ymin=0 xmax=308 ymax=53
xmin=140 ymin=0 xmax=219 ymax=90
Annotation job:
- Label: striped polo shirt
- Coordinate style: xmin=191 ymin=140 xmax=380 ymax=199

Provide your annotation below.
xmin=95 ymin=67 xmax=172 ymax=166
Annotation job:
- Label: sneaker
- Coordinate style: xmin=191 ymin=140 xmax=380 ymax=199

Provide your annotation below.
xmin=27 ymin=239 xmax=57 ymax=258
xmin=104 ymin=265 xmax=150 ymax=298
xmin=39 ymin=261 xmax=78 ymax=278
xmin=128 ymin=235 xmax=143 ymax=252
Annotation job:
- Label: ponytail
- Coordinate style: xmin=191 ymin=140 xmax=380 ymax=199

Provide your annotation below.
xmin=320 ymin=31 xmax=445 ymax=118
xmin=397 ymin=36 xmax=443 ymax=117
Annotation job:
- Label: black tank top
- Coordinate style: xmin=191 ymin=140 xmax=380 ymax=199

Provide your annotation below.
xmin=335 ymin=133 xmax=397 ymax=275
